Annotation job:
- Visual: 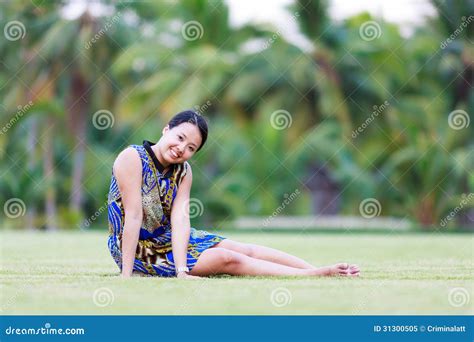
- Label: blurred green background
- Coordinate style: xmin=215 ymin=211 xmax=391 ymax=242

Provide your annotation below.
xmin=0 ymin=0 xmax=472 ymax=231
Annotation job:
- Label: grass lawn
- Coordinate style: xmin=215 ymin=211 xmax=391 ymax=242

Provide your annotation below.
xmin=0 ymin=230 xmax=472 ymax=315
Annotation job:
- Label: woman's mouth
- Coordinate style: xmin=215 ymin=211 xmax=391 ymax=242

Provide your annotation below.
xmin=169 ymin=149 xmax=179 ymax=159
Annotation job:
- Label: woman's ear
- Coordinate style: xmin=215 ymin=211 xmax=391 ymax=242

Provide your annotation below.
xmin=162 ymin=125 xmax=170 ymax=135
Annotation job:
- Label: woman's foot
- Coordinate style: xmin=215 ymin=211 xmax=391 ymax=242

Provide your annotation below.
xmin=312 ymin=263 xmax=360 ymax=277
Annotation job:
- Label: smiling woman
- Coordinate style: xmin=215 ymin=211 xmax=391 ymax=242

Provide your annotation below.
xmin=107 ymin=110 xmax=360 ymax=279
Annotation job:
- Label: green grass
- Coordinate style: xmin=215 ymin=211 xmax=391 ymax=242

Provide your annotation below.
xmin=0 ymin=230 xmax=472 ymax=315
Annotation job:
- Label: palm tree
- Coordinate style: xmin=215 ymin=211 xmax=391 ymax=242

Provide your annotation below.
xmin=1 ymin=1 xmax=133 ymax=229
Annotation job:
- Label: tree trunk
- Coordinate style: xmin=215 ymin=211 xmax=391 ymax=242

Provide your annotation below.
xmin=68 ymin=71 xmax=89 ymax=213
xmin=43 ymin=116 xmax=57 ymax=231
xmin=304 ymin=162 xmax=340 ymax=215
xmin=416 ymin=196 xmax=436 ymax=227
xmin=26 ymin=117 xmax=38 ymax=230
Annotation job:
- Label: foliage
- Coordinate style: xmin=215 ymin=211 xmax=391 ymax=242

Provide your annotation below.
xmin=0 ymin=0 xmax=472 ymax=230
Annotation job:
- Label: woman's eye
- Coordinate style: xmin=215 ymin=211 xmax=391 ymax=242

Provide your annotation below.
xmin=189 ymin=147 xmax=195 ymax=152
xmin=178 ymin=135 xmax=183 ymax=141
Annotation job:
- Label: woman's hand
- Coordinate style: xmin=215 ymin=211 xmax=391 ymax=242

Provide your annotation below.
xmin=176 ymin=272 xmax=201 ymax=279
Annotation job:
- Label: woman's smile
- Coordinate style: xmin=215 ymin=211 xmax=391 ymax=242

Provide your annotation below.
xmin=169 ymin=148 xmax=180 ymax=159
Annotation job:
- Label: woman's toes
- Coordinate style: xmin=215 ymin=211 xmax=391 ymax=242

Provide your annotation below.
xmin=349 ymin=268 xmax=360 ymax=276
xmin=337 ymin=263 xmax=350 ymax=270
xmin=317 ymin=263 xmax=360 ymax=277
xmin=337 ymin=264 xmax=360 ymax=276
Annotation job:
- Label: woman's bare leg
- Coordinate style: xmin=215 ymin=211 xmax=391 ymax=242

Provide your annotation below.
xmin=189 ymin=247 xmax=358 ymax=277
xmin=213 ymin=239 xmax=315 ymax=269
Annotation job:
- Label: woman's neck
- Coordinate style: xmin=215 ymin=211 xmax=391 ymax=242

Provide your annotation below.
xmin=151 ymin=143 xmax=170 ymax=169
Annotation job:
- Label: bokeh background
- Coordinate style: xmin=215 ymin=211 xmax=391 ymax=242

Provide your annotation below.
xmin=0 ymin=0 xmax=473 ymax=232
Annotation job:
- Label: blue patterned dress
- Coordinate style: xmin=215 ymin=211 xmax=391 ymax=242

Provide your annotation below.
xmin=107 ymin=141 xmax=225 ymax=277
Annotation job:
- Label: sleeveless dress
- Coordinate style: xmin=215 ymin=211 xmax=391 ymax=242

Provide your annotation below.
xmin=107 ymin=140 xmax=226 ymax=277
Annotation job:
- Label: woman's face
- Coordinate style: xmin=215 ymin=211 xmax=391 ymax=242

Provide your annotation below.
xmin=157 ymin=122 xmax=202 ymax=166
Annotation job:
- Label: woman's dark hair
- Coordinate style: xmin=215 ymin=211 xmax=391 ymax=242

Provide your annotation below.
xmin=167 ymin=110 xmax=208 ymax=151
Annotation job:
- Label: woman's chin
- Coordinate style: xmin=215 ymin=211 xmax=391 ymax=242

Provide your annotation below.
xmin=165 ymin=157 xmax=181 ymax=164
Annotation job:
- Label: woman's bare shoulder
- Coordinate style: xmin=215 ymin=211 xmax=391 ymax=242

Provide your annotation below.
xmin=113 ymin=147 xmax=141 ymax=177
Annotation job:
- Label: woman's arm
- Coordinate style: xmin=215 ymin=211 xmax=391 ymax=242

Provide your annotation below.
xmin=113 ymin=148 xmax=143 ymax=278
xmin=170 ymin=163 xmax=196 ymax=278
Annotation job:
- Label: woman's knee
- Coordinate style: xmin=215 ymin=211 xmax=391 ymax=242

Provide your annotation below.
xmin=217 ymin=240 xmax=257 ymax=258
xmin=191 ymin=248 xmax=243 ymax=275
xmin=199 ymin=248 xmax=244 ymax=270
xmin=242 ymin=243 xmax=258 ymax=258
xmin=210 ymin=248 xmax=242 ymax=266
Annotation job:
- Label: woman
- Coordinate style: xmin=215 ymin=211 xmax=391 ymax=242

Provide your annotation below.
xmin=107 ymin=110 xmax=360 ymax=279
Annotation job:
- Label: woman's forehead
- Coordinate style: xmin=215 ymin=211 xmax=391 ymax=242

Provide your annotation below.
xmin=172 ymin=122 xmax=202 ymax=144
